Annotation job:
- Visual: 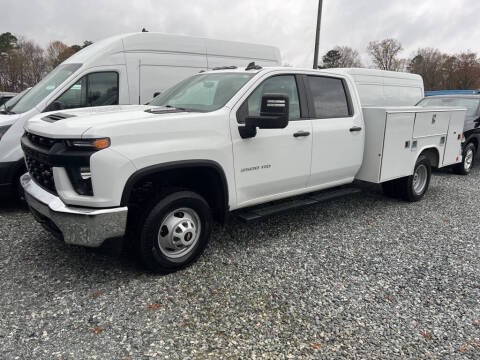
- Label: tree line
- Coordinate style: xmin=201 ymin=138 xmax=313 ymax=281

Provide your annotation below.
xmin=320 ymin=38 xmax=480 ymax=91
xmin=1 ymin=31 xmax=479 ymax=92
xmin=0 ymin=32 xmax=92 ymax=92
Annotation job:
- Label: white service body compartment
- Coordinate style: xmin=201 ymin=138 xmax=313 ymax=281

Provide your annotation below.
xmin=355 ymin=106 xmax=466 ymax=183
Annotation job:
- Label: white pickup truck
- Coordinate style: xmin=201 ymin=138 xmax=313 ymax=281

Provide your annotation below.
xmin=20 ymin=66 xmax=466 ymax=273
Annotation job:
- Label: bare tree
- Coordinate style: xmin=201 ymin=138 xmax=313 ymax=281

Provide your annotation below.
xmin=367 ymin=39 xmax=403 ymax=71
xmin=335 ymin=46 xmax=363 ymax=67
xmin=408 ymin=48 xmax=444 ymax=90
xmin=454 ymin=52 xmax=480 ymax=89
xmin=439 ymin=54 xmax=458 ymax=89
xmin=0 ymin=37 xmax=47 ymax=92
xmin=46 ymin=40 xmax=75 ymax=70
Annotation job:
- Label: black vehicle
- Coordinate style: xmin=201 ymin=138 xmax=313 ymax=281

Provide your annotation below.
xmin=417 ymin=95 xmax=480 ymax=174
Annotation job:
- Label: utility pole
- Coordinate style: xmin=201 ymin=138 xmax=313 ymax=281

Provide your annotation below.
xmin=312 ymin=0 xmax=323 ymax=69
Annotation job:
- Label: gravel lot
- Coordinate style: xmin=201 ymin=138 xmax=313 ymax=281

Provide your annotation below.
xmin=0 ymin=168 xmax=479 ymax=359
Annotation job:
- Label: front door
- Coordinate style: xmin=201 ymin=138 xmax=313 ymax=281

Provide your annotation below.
xmin=230 ymin=74 xmax=312 ymax=207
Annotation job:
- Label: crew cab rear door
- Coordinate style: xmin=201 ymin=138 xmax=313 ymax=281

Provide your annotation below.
xmin=304 ymin=74 xmax=364 ymax=187
xmin=230 ymin=73 xmax=312 ymax=207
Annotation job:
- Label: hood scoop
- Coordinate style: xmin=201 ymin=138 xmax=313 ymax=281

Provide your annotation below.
xmin=144 ymin=106 xmax=187 ymax=114
xmin=42 ymin=112 xmax=76 ymax=123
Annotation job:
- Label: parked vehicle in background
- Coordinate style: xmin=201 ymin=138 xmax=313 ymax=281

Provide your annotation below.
xmin=0 ymin=32 xmax=281 ymax=200
xmin=417 ymin=95 xmax=480 ymax=174
xmin=0 ymin=88 xmax=31 ymax=115
xmin=0 ymin=92 xmax=17 ymax=106
xmin=331 ymin=68 xmax=424 ymax=106
xmin=425 ymin=90 xmax=479 ymax=97
xmin=21 ymin=66 xmax=465 ymax=273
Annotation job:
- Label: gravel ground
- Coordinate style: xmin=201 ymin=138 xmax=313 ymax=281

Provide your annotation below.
xmin=0 ymin=168 xmax=479 ymax=359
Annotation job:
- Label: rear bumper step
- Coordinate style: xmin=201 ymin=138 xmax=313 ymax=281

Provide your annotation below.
xmin=234 ymin=186 xmax=361 ymax=222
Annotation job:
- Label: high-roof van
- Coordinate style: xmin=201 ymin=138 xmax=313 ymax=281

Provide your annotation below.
xmin=0 ymin=32 xmax=281 ymax=199
xmin=330 ymin=68 xmax=424 ymax=107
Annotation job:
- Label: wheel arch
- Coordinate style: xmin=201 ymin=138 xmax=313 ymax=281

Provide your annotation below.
xmin=417 ymin=146 xmax=441 ymax=168
xmin=466 ymin=135 xmax=479 ymax=152
xmin=121 ymin=160 xmax=229 ymax=222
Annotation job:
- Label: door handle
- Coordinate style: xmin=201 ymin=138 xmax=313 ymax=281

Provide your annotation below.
xmin=349 ymin=126 xmax=362 ymax=132
xmin=293 ymin=131 xmax=311 ymax=138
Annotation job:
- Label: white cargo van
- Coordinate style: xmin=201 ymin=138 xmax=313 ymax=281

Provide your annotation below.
xmin=0 ymin=32 xmax=281 ymax=198
xmin=331 ymin=68 xmax=424 ymax=107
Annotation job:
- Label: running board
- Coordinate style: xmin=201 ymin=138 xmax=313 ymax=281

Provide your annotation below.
xmin=234 ymin=187 xmax=361 ymax=223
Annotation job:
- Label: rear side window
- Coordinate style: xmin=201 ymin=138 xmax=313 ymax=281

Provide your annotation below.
xmin=45 ymin=72 xmax=118 ymax=112
xmin=307 ymin=76 xmax=350 ymax=118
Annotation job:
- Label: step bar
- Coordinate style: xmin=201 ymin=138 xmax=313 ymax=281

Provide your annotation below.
xmin=234 ymin=187 xmax=361 ymax=223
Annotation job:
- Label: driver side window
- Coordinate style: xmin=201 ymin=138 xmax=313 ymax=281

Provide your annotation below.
xmin=45 ymin=72 xmax=118 ymax=112
xmin=54 ymin=77 xmax=87 ymax=110
xmin=237 ymin=75 xmax=301 ymax=123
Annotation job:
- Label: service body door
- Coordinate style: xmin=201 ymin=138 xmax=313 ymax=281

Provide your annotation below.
xmin=230 ymin=74 xmax=312 ymax=207
xmin=443 ymin=110 xmax=466 ymax=166
xmin=305 ymin=75 xmax=364 ymax=187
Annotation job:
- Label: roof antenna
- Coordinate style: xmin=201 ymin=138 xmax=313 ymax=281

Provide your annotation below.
xmin=246 ymin=62 xmax=262 ymax=71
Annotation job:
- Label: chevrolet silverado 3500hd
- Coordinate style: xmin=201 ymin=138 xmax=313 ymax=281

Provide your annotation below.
xmin=20 ymin=66 xmax=466 ymax=273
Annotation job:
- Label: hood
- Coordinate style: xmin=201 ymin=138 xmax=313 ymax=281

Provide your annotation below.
xmin=25 ymin=105 xmax=194 ymax=138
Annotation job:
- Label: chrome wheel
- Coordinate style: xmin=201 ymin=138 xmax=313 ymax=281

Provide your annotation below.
xmin=157 ymin=208 xmax=201 ymax=259
xmin=412 ymin=164 xmax=428 ymax=195
xmin=464 ymin=148 xmax=474 ymax=171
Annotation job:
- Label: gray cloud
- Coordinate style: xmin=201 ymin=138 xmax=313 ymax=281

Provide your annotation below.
xmin=1 ymin=0 xmax=479 ymax=67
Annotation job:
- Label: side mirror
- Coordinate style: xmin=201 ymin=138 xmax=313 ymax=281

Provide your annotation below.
xmin=153 ymin=91 xmax=161 ymax=98
xmin=238 ymin=93 xmax=289 ymax=139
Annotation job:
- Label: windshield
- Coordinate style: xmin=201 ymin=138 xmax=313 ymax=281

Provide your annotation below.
xmin=149 ymin=72 xmax=255 ymax=112
xmin=417 ymin=97 xmax=480 ymax=117
xmin=10 ymin=63 xmax=82 ymax=114
xmin=1 ymin=87 xmax=30 ymax=113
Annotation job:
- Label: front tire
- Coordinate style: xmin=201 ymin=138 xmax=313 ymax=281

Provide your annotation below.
xmin=453 ymin=142 xmax=475 ymax=175
xmin=138 ymin=191 xmax=212 ymax=273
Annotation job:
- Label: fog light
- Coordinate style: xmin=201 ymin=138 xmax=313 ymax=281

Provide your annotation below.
xmin=80 ymin=167 xmax=91 ymax=180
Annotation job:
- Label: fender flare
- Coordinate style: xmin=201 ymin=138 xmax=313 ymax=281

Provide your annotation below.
xmin=120 ymin=159 xmax=229 ymax=211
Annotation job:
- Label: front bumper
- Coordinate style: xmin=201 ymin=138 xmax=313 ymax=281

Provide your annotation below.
xmin=21 ymin=173 xmax=128 ymax=247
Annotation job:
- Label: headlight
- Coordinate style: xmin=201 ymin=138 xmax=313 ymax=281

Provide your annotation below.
xmin=66 ymin=137 xmax=110 ymax=150
xmin=0 ymin=125 xmax=11 ymax=140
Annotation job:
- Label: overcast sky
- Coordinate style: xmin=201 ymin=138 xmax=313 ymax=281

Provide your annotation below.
xmin=2 ymin=0 xmax=480 ymax=67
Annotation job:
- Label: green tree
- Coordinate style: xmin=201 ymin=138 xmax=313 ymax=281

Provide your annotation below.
xmin=0 ymin=32 xmax=17 ymax=54
xmin=321 ymin=49 xmax=341 ymax=68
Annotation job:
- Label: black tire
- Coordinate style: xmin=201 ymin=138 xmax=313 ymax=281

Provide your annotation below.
xmin=13 ymin=164 xmax=27 ymax=202
xmin=398 ymin=155 xmax=432 ymax=202
xmin=137 ymin=191 xmax=212 ymax=273
xmin=381 ymin=178 xmax=401 ymax=198
xmin=453 ymin=142 xmax=475 ymax=175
